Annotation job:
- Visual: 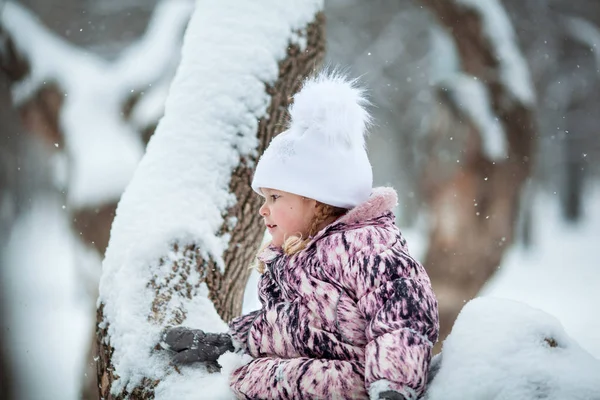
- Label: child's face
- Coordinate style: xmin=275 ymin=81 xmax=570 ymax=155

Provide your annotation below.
xmin=259 ymin=188 xmax=317 ymax=247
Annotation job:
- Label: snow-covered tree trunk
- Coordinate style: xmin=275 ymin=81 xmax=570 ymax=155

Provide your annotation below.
xmin=95 ymin=1 xmax=324 ymax=398
xmin=420 ymin=0 xmax=537 ymax=349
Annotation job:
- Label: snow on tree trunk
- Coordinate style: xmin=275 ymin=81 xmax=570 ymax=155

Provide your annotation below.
xmin=420 ymin=0 xmax=537 ymax=349
xmin=95 ymin=1 xmax=325 ymax=398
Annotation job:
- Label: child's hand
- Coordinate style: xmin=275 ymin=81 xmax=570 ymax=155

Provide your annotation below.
xmin=160 ymin=326 xmax=234 ymax=364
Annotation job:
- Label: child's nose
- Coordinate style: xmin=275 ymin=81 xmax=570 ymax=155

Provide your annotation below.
xmin=259 ymin=203 xmax=269 ymax=216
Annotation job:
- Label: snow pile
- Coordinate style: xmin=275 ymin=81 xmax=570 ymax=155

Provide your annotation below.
xmin=1 ymin=0 xmax=192 ymax=208
xmin=154 ymin=352 xmax=252 ymax=400
xmin=98 ymin=0 xmax=322 ymax=395
xmin=426 ymin=297 xmax=600 ymax=400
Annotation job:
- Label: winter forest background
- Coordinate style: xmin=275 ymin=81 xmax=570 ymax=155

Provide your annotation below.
xmin=1 ymin=0 xmax=599 ymax=399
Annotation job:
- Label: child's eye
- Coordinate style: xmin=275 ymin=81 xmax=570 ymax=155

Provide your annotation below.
xmin=270 ymin=194 xmax=280 ymax=201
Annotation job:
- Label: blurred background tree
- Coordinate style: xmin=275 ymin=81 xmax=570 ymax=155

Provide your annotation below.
xmin=327 ymin=0 xmax=600 ymax=349
xmin=1 ymin=0 xmax=180 ymax=397
xmin=1 ymin=0 xmax=599 ymax=398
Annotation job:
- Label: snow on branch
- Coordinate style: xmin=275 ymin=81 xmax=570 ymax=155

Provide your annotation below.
xmin=428 ymin=26 xmax=460 ymax=85
xmin=455 ymin=0 xmax=535 ymax=105
xmin=564 ymin=16 xmax=600 ymax=71
xmin=98 ymin=0 xmax=322 ymax=396
xmin=441 ymin=74 xmax=507 ymax=160
xmin=429 ymin=27 xmax=507 ymax=160
xmin=0 ymin=1 xmax=193 ymax=208
xmin=111 ymin=1 xmax=192 ymax=92
xmin=129 ymin=76 xmax=173 ymax=132
xmin=2 ymin=2 xmax=86 ymax=103
xmin=425 ymin=0 xmax=537 ymax=162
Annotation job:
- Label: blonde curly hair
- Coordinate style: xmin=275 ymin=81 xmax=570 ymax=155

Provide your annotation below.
xmin=253 ymin=202 xmax=347 ymax=274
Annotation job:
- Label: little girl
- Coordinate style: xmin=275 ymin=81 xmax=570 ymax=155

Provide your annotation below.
xmin=162 ymin=72 xmax=439 ymax=400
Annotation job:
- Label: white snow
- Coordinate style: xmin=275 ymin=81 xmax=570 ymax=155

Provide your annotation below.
xmin=429 ymin=27 xmax=507 ymax=160
xmin=1 ymin=0 xmax=192 ymax=208
xmin=428 ymin=26 xmax=460 ymax=86
xmin=242 ymin=232 xmax=271 ymax=314
xmin=426 ymin=297 xmax=600 ymax=400
xmin=154 ymin=352 xmax=252 ymax=400
xmin=564 ymin=16 xmax=600 ymax=70
xmin=442 ymin=74 xmax=507 ymax=160
xmin=109 ymin=1 xmax=192 ymax=91
xmin=98 ymin=0 xmax=322 ymax=395
xmin=242 ymin=269 xmax=263 ymax=314
xmin=130 ymin=77 xmax=173 ymax=132
xmin=456 ymin=0 xmax=536 ymax=105
xmin=482 ymin=187 xmax=600 ymax=358
xmin=0 ymin=197 xmax=94 ymax=400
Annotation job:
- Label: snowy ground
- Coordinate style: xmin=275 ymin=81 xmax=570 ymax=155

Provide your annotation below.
xmin=481 ymin=187 xmax=600 ymax=358
xmin=1 ymin=187 xmax=598 ymax=399
xmin=396 ymin=187 xmax=600 ymax=359
xmin=1 ymin=196 xmax=95 ymax=400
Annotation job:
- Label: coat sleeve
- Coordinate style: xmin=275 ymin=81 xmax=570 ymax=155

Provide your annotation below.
xmin=229 ymin=356 xmax=367 ymax=400
xmin=228 ymin=269 xmax=281 ymax=352
xmin=352 ymin=247 xmax=439 ymax=399
xmin=228 ymin=310 xmax=261 ymax=352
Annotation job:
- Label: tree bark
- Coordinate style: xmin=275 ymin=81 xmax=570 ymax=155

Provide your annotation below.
xmin=95 ymin=11 xmax=325 ymax=400
xmin=420 ymin=0 xmax=537 ymax=350
xmin=207 ymin=20 xmax=325 ymax=321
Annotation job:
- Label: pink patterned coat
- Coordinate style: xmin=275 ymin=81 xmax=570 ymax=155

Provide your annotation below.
xmin=228 ymin=187 xmax=439 ymax=399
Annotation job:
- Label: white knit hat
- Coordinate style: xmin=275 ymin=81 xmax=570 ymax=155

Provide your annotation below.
xmin=251 ymin=71 xmax=373 ymax=209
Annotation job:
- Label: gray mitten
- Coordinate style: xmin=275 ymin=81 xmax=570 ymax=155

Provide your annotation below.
xmin=378 ymin=391 xmax=407 ymax=400
xmin=160 ymin=326 xmax=234 ymax=365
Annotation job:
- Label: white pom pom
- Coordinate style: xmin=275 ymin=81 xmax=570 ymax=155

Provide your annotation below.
xmin=289 ymin=70 xmax=372 ymax=148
